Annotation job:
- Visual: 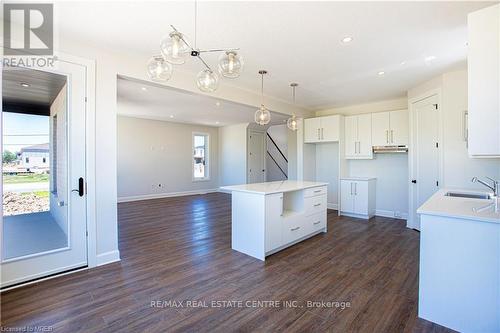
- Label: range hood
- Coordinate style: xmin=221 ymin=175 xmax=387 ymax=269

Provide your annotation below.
xmin=372 ymin=145 xmax=408 ymax=153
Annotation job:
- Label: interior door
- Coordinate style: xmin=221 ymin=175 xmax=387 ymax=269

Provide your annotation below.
xmin=357 ymin=114 xmax=372 ymax=157
xmin=248 ymin=131 xmax=265 ymax=183
xmin=411 ymin=95 xmax=440 ymax=230
xmin=1 ymin=59 xmax=87 ymax=288
xmin=390 ymin=110 xmax=409 ymax=146
xmin=371 ymin=112 xmax=390 ymax=146
xmin=344 ymin=116 xmax=357 ymax=156
xmin=304 ymin=118 xmax=321 ymax=143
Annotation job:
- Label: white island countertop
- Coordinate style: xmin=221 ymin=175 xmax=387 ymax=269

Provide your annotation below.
xmin=220 ymin=180 xmax=328 ymax=195
xmin=417 ymin=189 xmax=500 ymax=224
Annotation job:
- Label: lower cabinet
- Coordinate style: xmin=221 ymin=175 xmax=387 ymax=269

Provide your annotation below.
xmin=340 ymin=178 xmax=376 ymax=219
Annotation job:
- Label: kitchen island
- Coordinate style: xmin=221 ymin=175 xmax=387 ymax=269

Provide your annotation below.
xmin=417 ymin=189 xmax=500 ymax=333
xmin=220 ymin=180 xmax=328 ymax=261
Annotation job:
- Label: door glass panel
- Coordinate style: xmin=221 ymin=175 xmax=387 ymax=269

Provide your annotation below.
xmin=2 ymin=68 xmax=69 ymax=261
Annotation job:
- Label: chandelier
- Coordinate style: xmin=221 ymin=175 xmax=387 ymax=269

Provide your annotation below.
xmin=147 ymin=1 xmax=244 ymax=92
xmin=255 ymin=70 xmax=271 ymax=126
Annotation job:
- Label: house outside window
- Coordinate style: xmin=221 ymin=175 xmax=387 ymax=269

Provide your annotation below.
xmin=193 ymin=133 xmax=209 ymax=181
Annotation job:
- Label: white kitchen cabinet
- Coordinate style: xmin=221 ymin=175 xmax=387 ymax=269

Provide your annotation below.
xmin=340 ymin=177 xmax=376 ymax=219
xmin=304 ymin=115 xmax=340 ymax=143
xmin=372 ymin=110 xmax=409 ymax=146
xmin=468 ymin=4 xmax=500 ymax=157
xmin=345 ymin=114 xmax=373 ymax=159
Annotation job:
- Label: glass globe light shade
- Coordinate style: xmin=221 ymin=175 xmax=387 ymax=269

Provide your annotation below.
xmin=287 ymin=115 xmax=298 ymax=131
xmin=254 ymin=105 xmax=271 ymax=125
xmin=218 ymin=51 xmax=243 ymax=78
xmin=147 ymin=56 xmax=173 ymax=82
xmin=196 ymin=69 xmax=219 ymax=92
xmin=160 ymin=31 xmax=190 ymax=65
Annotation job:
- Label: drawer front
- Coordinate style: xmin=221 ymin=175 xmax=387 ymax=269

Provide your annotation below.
xmin=282 ymin=216 xmax=307 ymax=244
xmin=304 ymin=194 xmax=327 ymax=216
xmin=304 ymin=186 xmax=327 ymax=198
xmin=307 ymin=212 xmax=327 ymax=234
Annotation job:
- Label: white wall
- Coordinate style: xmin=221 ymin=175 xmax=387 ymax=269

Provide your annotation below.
xmin=316 ymin=97 xmax=407 ymax=116
xmin=408 ymin=69 xmax=500 ymax=191
xmin=117 ymin=115 xmax=219 ymax=201
xmin=219 ymin=123 xmax=249 ymax=186
xmin=266 ymin=124 xmax=288 ymax=182
xmin=316 ymin=143 xmax=340 ymax=208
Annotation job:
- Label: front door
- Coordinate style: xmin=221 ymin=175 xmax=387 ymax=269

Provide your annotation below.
xmin=1 ymin=59 xmax=88 ymax=288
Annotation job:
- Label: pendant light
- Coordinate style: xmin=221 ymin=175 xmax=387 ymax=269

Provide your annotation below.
xmin=287 ymin=83 xmax=299 ymax=131
xmin=147 ymin=55 xmax=173 ymax=82
xmin=255 ymin=70 xmax=271 ymax=126
xmin=196 ymin=69 xmax=219 ymax=92
xmin=160 ymin=31 xmax=191 ymax=65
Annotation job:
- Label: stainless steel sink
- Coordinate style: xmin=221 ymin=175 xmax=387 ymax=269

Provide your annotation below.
xmin=445 ymin=192 xmax=492 ymax=200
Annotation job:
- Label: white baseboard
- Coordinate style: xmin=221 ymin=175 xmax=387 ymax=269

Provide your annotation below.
xmin=375 ymin=209 xmax=408 ymax=220
xmin=327 ymin=203 xmax=339 ymax=210
xmin=96 ymin=250 xmax=121 ymax=266
xmin=118 ymin=188 xmax=219 ymax=203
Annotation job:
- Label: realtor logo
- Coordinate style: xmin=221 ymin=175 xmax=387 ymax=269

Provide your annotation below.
xmin=3 ymin=3 xmax=53 ymax=56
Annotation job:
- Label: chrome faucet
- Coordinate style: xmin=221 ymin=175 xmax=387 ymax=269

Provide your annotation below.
xmin=472 ymin=177 xmax=499 ymax=197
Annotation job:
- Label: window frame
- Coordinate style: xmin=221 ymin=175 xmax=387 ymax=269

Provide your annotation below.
xmin=192 ymin=132 xmax=210 ymax=182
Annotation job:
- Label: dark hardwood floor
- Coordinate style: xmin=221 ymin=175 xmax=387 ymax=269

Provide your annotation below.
xmin=1 ymin=192 xmax=454 ymax=332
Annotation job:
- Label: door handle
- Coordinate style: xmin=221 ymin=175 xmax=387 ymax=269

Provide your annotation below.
xmin=411 ymin=180 xmax=417 ymax=184
xmin=291 ymin=227 xmax=300 ymax=231
xmin=391 ymin=130 xmax=394 ymax=143
xmin=72 ymin=177 xmax=85 ymax=197
xmin=386 ymin=130 xmax=389 ymax=144
xmin=314 ymin=203 xmax=321 ymax=207
xmin=313 ymin=221 xmax=321 ymax=225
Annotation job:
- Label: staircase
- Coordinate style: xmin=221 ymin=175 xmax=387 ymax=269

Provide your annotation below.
xmin=266 ymin=132 xmax=288 ymax=181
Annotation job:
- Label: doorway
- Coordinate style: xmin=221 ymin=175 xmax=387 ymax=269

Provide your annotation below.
xmin=1 ymin=61 xmax=88 ymax=288
xmin=409 ymin=93 xmax=441 ymax=230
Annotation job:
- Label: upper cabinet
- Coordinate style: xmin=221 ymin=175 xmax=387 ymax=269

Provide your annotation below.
xmin=468 ymin=4 xmax=500 ymax=157
xmin=345 ymin=114 xmax=373 ymax=159
xmin=372 ymin=110 xmax=409 ymax=146
xmin=304 ymin=115 xmax=340 ymax=143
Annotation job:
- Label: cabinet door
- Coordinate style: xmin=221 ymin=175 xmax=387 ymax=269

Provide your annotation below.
xmin=340 ymin=180 xmax=354 ymax=213
xmin=371 ymin=112 xmax=390 ymax=146
xmin=353 ymin=181 xmax=368 ymax=215
xmin=357 ymin=114 xmax=373 ymax=158
xmin=304 ymin=118 xmax=321 ymax=143
xmin=320 ymin=115 xmax=340 ymax=142
xmin=265 ymin=193 xmax=283 ymax=252
xmin=344 ymin=116 xmax=357 ymax=157
xmin=390 ymin=110 xmax=409 ymax=145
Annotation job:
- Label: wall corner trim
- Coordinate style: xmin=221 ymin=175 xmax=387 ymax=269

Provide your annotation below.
xmin=96 ymin=250 xmax=121 ymax=266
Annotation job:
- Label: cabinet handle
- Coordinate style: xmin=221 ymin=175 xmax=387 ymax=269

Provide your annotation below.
xmin=354 ymin=183 xmax=357 ymax=195
xmin=350 ymin=182 xmax=353 ymax=195
xmin=291 ymin=227 xmax=300 ymax=231
xmin=321 ymin=128 xmax=324 ymax=140
xmin=314 ymin=203 xmax=321 ymax=207
xmin=313 ymin=189 xmax=322 ymax=193
xmin=317 ymin=128 xmax=320 ymax=140
xmin=386 ymin=130 xmax=389 ymax=144
xmin=313 ymin=221 xmax=321 ymax=225
xmin=391 ymin=130 xmax=394 ymax=143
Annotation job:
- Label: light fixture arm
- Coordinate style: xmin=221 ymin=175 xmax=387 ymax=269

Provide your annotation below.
xmin=198 ymin=48 xmax=240 ymax=53
xmin=170 ymin=24 xmax=213 ymax=72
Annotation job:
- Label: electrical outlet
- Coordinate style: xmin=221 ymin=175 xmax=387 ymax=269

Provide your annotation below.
xmin=394 ymin=211 xmax=402 ymax=218
xmin=158 ymin=183 xmax=162 ymax=188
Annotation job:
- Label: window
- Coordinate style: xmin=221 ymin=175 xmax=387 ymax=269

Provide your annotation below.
xmin=193 ymin=133 xmax=209 ymax=180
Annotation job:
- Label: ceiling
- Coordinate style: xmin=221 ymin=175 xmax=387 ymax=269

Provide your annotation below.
xmin=2 ymin=67 xmax=67 ymax=116
xmin=55 ymin=1 xmax=494 ymax=110
xmin=117 ymin=77 xmax=289 ymax=127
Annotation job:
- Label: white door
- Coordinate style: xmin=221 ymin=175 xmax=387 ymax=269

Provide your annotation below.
xmin=304 ymin=118 xmax=321 ymax=143
xmin=357 ymin=114 xmax=373 ymax=158
xmin=353 ymin=181 xmax=368 ymax=215
xmin=410 ymin=95 xmax=440 ymax=230
xmin=344 ymin=116 xmax=357 ymax=157
xmin=320 ymin=115 xmax=340 ymax=142
xmin=340 ymin=180 xmax=354 ymax=213
xmin=248 ymin=131 xmax=265 ymax=183
xmin=372 ymin=112 xmax=390 ymax=146
xmin=390 ymin=110 xmax=409 ymax=146
xmin=1 ymin=59 xmax=88 ymax=288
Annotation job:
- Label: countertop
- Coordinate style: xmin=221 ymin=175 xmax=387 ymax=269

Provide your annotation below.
xmin=417 ymin=189 xmax=500 ymax=224
xmin=220 ymin=180 xmax=328 ymax=195
xmin=340 ymin=177 xmax=376 ymax=181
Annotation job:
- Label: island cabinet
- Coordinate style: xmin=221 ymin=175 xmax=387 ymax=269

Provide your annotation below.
xmin=304 ymin=115 xmax=340 ymax=143
xmin=468 ymin=4 xmax=500 ymax=157
xmin=221 ymin=181 xmax=328 ymax=261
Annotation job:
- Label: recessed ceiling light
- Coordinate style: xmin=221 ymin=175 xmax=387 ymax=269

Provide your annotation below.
xmin=215 ymin=101 xmax=221 ymax=107
xmin=215 ymin=121 xmax=220 ymax=125
xmin=341 ymin=36 xmax=353 ymax=43
xmin=400 ymin=61 xmax=406 ymax=66
xmin=141 ymin=87 xmax=147 ymax=91
xmin=20 ymin=82 xmax=30 ymax=88
xmin=169 ymin=115 xmax=174 ymax=118
xmin=377 ymin=71 xmax=385 ymax=76
xmin=425 ymin=55 xmax=436 ymax=62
